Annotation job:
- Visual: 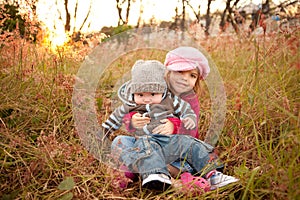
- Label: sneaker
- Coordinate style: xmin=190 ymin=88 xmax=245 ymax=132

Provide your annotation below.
xmin=142 ymin=173 xmax=172 ymax=191
xmin=208 ymin=171 xmax=239 ymax=190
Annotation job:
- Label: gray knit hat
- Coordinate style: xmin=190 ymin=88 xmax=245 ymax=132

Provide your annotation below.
xmin=130 ymin=60 xmax=167 ymax=94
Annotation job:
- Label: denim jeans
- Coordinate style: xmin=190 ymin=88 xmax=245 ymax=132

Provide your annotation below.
xmin=111 ymin=135 xmax=194 ymax=174
xmin=111 ymin=134 xmax=223 ymax=179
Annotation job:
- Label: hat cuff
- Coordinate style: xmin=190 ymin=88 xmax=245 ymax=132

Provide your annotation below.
xmin=167 ymin=62 xmax=210 ymax=79
xmin=131 ymin=83 xmax=166 ymax=94
xmin=166 ymin=63 xmax=196 ymax=71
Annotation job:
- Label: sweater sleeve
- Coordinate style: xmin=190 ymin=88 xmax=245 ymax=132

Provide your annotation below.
xmin=172 ymin=94 xmax=197 ymax=126
xmin=102 ymin=105 xmax=127 ymax=138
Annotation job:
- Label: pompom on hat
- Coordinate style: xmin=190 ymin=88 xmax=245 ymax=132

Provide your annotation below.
xmin=130 ymin=60 xmax=167 ymax=94
xmin=164 ymin=46 xmax=210 ymax=79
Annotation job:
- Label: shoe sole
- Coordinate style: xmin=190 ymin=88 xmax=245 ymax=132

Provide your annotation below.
xmin=142 ymin=175 xmax=172 ymax=191
xmin=210 ymin=178 xmax=239 ymax=190
xmin=143 ymin=180 xmax=171 ymax=191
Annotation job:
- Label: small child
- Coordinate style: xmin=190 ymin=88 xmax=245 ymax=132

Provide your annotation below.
xmin=102 ymin=59 xmax=197 ymax=141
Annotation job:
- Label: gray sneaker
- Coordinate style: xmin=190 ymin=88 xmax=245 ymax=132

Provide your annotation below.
xmin=142 ymin=173 xmax=171 ymax=191
xmin=209 ymin=171 xmax=239 ymax=190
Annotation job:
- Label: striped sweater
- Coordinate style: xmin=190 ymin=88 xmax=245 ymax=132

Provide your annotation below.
xmin=102 ymin=81 xmax=197 ymax=138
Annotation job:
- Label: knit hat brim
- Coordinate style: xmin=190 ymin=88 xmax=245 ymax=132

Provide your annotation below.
xmin=130 ymin=82 xmax=166 ymax=94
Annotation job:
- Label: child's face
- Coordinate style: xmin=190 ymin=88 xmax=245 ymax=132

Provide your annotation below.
xmin=134 ymin=92 xmax=163 ymax=104
xmin=168 ymin=69 xmax=199 ymax=95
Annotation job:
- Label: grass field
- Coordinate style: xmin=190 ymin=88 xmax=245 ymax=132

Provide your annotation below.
xmin=0 ymin=29 xmax=299 ymax=199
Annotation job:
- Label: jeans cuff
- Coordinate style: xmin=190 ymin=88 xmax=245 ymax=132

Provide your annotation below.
xmin=141 ymin=168 xmax=170 ymax=179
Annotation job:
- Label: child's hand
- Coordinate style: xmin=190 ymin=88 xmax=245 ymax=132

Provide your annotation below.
xmin=182 ymin=118 xmax=196 ymax=130
xmin=131 ymin=113 xmax=150 ymax=129
xmin=152 ymin=119 xmax=174 ymax=135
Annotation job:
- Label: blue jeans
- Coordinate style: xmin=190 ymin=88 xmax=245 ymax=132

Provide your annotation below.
xmin=112 ymin=135 xmax=194 ymax=173
xmin=111 ymin=134 xmax=223 ymax=178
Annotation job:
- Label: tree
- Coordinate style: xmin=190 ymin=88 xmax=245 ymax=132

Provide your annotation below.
xmin=170 ymin=0 xmax=199 ymax=31
xmin=0 ymin=3 xmax=25 ymax=35
xmin=62 ymin=0 xmax=92 ymax=34
xmin=136 ymin=0 xmax=143 ymax=27
xmin=116 ymin=0 xmax=135 ymax=26
xmin=0 ymin=0 xmax=39 ymax=41
xmin=186 ymin=0 xmax=201 ymax=23
xmin=64 ymin=0 xmax=71 ymax=32
xmin=205 ymin=0 xmax=213 ymax=36
xmin=180 ymin=0 xmax=186 ymax=31
xmin=219 ymin=0 xmax=240 ymax=33
xmin=179 ymin=0 xmax=202 ymax=31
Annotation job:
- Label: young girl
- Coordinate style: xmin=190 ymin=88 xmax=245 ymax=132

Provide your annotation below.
xmin=111 ymin=47 xmax=238 ymax=191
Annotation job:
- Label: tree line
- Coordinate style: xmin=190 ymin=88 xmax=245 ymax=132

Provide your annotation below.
xmin=0 ymin=0 xmax=298 ymax=42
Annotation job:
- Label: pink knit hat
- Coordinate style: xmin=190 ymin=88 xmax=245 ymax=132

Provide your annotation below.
xmin=164 ymin=46 xmax=210 ymax=79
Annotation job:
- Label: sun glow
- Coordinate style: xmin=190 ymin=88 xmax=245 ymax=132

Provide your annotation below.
xmin=34 ymin=0 xmax=286 ymax=49
xmin=36 ymin=0 xmax=76 ymax=49
xmin=40 ymin=27 xmax=70 ymax=49
xmin=49 ymin=32 xmax=69 ymax=47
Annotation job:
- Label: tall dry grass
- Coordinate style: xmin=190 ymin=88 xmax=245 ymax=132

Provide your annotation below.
xmin=0 ymin=29 xmax=299 ymax=199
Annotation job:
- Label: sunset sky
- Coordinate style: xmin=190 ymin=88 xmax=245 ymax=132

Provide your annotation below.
xmin=36 ymin=0 xmax=279 ymax=34
xmin=32 ymin=0 xmax=284 ymax=46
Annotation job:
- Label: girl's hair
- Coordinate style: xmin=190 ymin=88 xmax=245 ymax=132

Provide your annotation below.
xmin=164 ymin=69 xmax=202 ymax=97
xmin=193 ymin=76 xmax=202 ymax=96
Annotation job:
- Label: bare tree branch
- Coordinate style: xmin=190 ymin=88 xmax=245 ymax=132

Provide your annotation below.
xmin=205 ymin=0 xmax=213 ymax=36
xmin=73 ymin=0 xmax=78 ymax=33
xmin=181 ymin=0 xmax=186 ymax=31
xmin=185 ymin=0 xmax=201 ymax=22
xmin=116 ymin=0 xmax=125 ymax=25
xmin=125 ymin=0 xmax=131 ymax=24
xmin=79 ymin=0 xmax=92 ymax=32
xmin=136 ymin=0 xmax=143 ymax=27
xmin=54 ymin=0 xmax=64 ymax=31
xmin=64 ymin=0 xmax=71 ymax=32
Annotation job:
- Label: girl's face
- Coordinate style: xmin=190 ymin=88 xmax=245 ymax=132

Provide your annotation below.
xmin=168 ymin=69 xmax=199 ymax=96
